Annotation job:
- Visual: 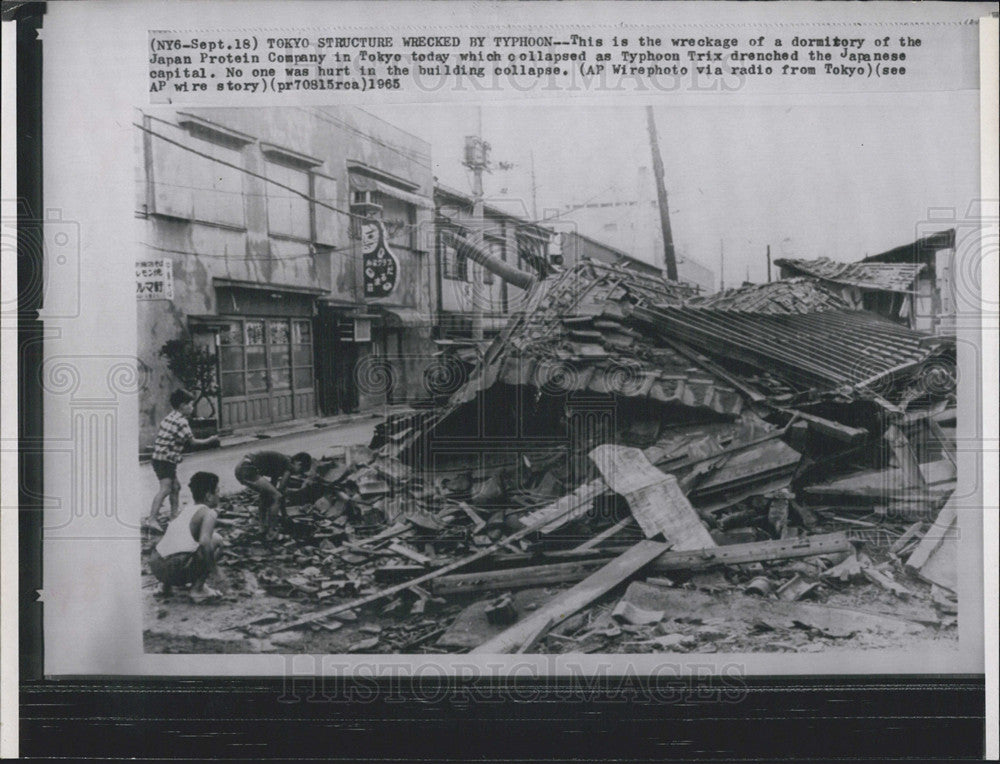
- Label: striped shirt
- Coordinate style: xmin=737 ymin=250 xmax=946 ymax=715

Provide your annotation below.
xmin=151 ymin=409 xmax=194 ymax=464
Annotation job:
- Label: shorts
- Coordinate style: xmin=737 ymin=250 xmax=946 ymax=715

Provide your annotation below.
xmin=235 ymin=460 xmax=260 ymax=485
xmin=152 ymin=459 xmax=178 ymax=481
xmin=149 ymin=549 xmax=208 ymax=587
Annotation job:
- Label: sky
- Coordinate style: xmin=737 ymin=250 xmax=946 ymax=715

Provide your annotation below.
xmin=366 ymin=92 xmax=980 ymax=288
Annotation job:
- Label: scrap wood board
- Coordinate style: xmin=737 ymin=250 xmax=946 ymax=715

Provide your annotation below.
xmin=518 ymin=477 xmax=606 ymax=533
xmin=269 ymin=484 xmax=600 ymax=634
xmin=471 ymin=539 xmax=670 ymax=654
xmin=906 ymin=496 xmax=957 ymax=591
xmin=589 ymin=445 xmax=716 ymax=549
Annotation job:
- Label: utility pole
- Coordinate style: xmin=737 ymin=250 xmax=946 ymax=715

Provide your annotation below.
xmin=464 ymin=108 xmax=489 ymax=340
xmin=719 ymin=238 xmax=725 ymax=291
xmin=529 ymin=150 xmax=538 ymax=221
xmin=646 ymin=106 xmax=678 ymax=281
xmin=766 ymin=244 xmax=772 ymax=282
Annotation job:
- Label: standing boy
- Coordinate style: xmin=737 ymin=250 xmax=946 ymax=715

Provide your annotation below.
xmin=149 ymin=471 xmax=225 ymax=602
xmin=145 ymin=389 xmax=220 ymax=531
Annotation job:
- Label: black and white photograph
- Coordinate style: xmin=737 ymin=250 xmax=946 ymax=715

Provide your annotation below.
xmin=135 ymin=100 xmax=973 ymax=656
xmin=5 ymin=1 xmax=997 ymax=759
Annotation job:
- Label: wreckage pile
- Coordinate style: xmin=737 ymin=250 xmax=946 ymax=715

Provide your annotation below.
xmin=183 ymin=261 xmax=959 ymax=653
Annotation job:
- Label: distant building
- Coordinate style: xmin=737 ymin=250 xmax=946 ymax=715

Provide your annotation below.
xmin=432 ymin=185 xmax=553 ymax=339
xmin=135 ymin=107 xmax=436 ymax=452
xmin=557 ymin=230 xmax=713 ymax=294
xmin=862 ymin=229 xmax=957 ymax=334
xmin=775 ymin=229 xmax=956 ymax=333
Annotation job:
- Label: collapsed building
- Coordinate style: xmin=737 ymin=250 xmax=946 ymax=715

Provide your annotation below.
xmin=147 ymin=249 xmax=960 ymax=655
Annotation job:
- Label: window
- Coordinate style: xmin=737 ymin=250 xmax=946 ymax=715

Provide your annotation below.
xmin=381 ymin=194 xmax=417 ymax=250
xmin=440 ymin=233 xmax=468 ymax=281
xmin=148 ymin=119 xmax=246 ymax=228
xmin=266 ymin=161 xmax=311 ymax=240
xmin=218 ymin=317 xmax=316 ymax=398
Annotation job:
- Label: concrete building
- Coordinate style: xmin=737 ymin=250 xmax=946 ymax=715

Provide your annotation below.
xmin=135 ymin=107 xmax=436 ymax=452
xmin=432 ymin=185 xmax=553 ymax=339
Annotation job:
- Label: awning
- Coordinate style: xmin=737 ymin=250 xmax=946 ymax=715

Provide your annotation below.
xmin=379 ymin=306 xmax=431 ymax=327
xmin=349 ymin=173 xmax=432 ymax=209
xmin=213 ymin=277 xmax=328 ymax=296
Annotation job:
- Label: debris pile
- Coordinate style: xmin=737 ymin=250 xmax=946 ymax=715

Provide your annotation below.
xmin=145 ymin=261 xmax=959 ymax=654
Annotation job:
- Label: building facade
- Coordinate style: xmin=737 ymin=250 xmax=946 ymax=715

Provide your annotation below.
xmin=432 ymin=186 xmax=553 ymax=339
xmin=557 ymin=229 xmax=713 ymax=294
xmin=136 ymin=107 xmax=436 ymax=452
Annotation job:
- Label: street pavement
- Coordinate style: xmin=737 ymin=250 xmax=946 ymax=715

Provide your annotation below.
xmin=141 ymin=415 xmax=379 ymax=512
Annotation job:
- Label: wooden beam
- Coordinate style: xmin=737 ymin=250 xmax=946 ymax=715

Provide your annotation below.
xmin=433 ymin=532 xmax=852 ymax=596
xmin=471 ymin=540 xmax=670 ymax=654
xmin=571 ymin=516 xmax=634 ymax=552
xmin=649 ymin=532 xmax=852 ymax=572
xmin=784 ymin=409 xmax=868 ymax=444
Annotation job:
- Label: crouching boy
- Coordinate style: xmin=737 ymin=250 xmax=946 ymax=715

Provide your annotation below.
xmin=149 ymin=471 xmax=225 ymax=602
xmin=235 ymin=450 xmax=312 ymax=537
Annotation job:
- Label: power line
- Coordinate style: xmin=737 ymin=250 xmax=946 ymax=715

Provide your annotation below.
xmin=134 ymin=120 xmax=367 ymax=223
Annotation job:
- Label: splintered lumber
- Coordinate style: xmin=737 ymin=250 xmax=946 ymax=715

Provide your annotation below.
xmin=471 ymin=540 xmax=670 ymax=654
xmin=518 ymin=477 xmax=606 ymax=534
xmin=433 ymin=559 xmax=612 ymax=595
xmin=514 ymin=617 xmax=555 ymax=653
xmin=433 ymin=532 xmax=852 ymax=595
xmin=906 ymin=497 xmax=957 ymax=591
xmin=268 ymin=484 xmax=599 ymax=634
xmin=890 ymin=521 xmax=925 ymax=554
xmin=648 ymin=532 xmax=852 ymax=573
xmin=572 ymin=516 xmax=635 ymax=551
xmin=784 ymin=409 xmax=868 ymax=444
xmin=589 ymin=445 xmax=716 ymax=548
xmin=884 ymin=424 xmax=926 ymax=488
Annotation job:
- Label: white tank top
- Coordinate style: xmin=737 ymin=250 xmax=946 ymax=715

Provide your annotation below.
xmin=155 ymin=504 xmax=202 ymax=557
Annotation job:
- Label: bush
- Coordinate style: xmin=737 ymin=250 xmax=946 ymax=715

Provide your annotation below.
xmin=159 ymin=338 xmax=219 ymax=419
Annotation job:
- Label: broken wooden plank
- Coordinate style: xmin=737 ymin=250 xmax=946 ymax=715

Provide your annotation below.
xmin=517 ymin=477 xmax=606 ymax=534
xmin=434 ymin=532 xmax=852 ymax=595
xmin=890 ymin=521 xmax=925 ymax=554
xmin=649 ymin=532 xmax=852 ymax=573
xmin=388 ymin=541 xmax=433 ymax=566
xmin=906 ymin=497 xmax=957 ymax=591
xmin=571 ymin=516 xmax=634 ymax=552
xmin=457 ymin=501 xmax=487 ymax=532
xmin=471 ymin=540 xmax=670 ymax=654
xmin=514 ymin=617 xmax=555 ymax=654
xmin=589 ymin=445 xmax=716 ymax=548
xmin=269 ymin=486 xmax=600 ymax=634
xmin=884 ymin=424 xmax=926 ymax=489
xmin=783 ymin=409 xmax=869 ymax=444
xmin=433 ymin=558 xmax=612 ymax=596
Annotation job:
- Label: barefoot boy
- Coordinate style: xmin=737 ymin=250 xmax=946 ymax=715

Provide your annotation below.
xmin=145 ymin=389 xmax=220 ymax=531
xmin=149 ymin=471 xmax=225 ymax=602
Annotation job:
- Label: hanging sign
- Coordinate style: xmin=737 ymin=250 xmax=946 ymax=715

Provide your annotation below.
xmin=360 ymin=219 xmax=399 ymax=300
xmin=135 ymin=259 xmax=174 ymax=300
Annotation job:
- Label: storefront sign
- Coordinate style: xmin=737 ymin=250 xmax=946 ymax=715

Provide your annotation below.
xmin=360 ymin=219 xmax=399 ymax=299
xmin=135 ymin=259 xmax=174 ymax=300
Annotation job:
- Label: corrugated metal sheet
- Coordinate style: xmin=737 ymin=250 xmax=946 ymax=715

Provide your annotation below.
xmin=774 ymin=257 xmax=924 ymax=293
xmin=688 ymin=277 xmax=859 ymax=313
xmin=636 ymin=306 xmax=940 ymax=392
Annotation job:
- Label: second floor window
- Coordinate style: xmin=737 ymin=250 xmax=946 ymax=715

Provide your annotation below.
xmin=266 ymin=161 xmax=311 ymax=240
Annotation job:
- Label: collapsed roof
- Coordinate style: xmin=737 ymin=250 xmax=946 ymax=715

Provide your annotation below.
xmin=773 ymin=257 xmax=924 ymax=293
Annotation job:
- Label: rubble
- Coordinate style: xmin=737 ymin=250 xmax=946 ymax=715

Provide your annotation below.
xmin=143 ymin=261 xmax=959 ymax=654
